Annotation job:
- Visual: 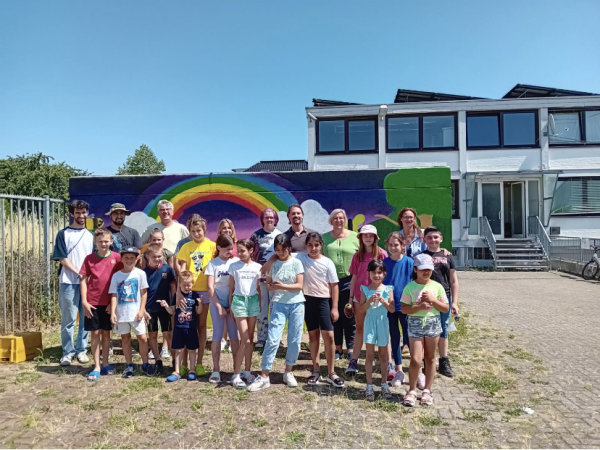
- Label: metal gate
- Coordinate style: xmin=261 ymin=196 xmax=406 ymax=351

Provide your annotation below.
xmin=0 ymin=194 xmax=68 ymax=333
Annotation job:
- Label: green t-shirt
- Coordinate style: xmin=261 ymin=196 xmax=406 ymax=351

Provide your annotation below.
xmin=322 ymin=230 xmax=359 ymax=279
xmin=400 ymin=280 xmax=448 ymax=317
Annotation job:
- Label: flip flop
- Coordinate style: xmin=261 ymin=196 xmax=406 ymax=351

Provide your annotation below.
xmin=100 ymin=365 xmax=115 ymax=376
xmin=209 ymin=371 xmax=221 ymax=383
xmin=87 ymin=370 xmax=101 ymax=382
xmin=166 ymin=372 xmax=181 ymax=382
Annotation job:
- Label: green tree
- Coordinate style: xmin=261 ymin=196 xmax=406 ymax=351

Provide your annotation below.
xmin=0 ymin=152 xmax=89 ymax=200
xmin=117 ymin=144 xmax=166 ymax=175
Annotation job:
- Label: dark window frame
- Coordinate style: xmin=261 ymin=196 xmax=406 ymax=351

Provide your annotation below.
xmin=467 ymin=110 xmax=539 ymax=149
xmin=551 ymin=176 xmax=600 ymax=216
xmin=316 ymin=117 xmax=378 ymax=154
xmin=386 ymin=112 xmax=458 ymax=152
xmin=548 ymin=108 xmax=600 ymax=147
xmin=451 ymin=179 xmax=460 ymax=219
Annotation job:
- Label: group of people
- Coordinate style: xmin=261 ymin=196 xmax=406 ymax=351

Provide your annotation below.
xmin=53 ymin=199 xmax=459 ymax=406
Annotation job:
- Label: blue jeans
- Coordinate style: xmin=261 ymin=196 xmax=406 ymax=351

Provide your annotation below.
xmin=439 ymin=297 xmax=452 ymax=339
xmin=388 ymin=310 xmax=409 ymax=366
xmin=59 ymin=283 xmax=88 ymax=357
xmin=261 ymin=302 xmax=305 ymax=370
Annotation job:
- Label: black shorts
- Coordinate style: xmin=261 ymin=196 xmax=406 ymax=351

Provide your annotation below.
xmin=304 ymin=295 xmax=333 ymax=332
xmin=171 ymin=327 xmax=199 ymax=350
xmin=147 ymin=309 xmax=173 ymax=333
xmin=84 ymin=305 xmax=112 ymax=332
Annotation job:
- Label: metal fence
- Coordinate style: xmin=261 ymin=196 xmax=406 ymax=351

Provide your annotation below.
xmin=1 ymin=194 xmax=68 ymax=333
xmin=550 ymin=236 xmax=600 ymax=263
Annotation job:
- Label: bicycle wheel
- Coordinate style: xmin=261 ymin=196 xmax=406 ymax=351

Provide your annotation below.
xmin=582 ymin=261 xmax=599 ymax=280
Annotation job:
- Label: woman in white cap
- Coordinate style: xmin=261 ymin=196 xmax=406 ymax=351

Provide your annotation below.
xmin=345 ymin=224 xmax=388 ymax=376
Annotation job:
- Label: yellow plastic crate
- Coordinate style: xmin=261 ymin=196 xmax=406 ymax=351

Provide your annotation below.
xmin=0 ymin=332 xmax=43 ymax=363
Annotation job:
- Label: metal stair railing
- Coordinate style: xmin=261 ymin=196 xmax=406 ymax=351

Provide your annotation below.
xmin=479 ymin=216 xmax=497 ymax=269
xmin=527 ymin=216 xmax=551 ymax=259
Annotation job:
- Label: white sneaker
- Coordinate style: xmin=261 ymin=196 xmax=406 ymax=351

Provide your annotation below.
xmin=160 ymin=347 xmax=170 ymax=359
xmin=391 ymin=371 xmax=405 ymax=387
xmin=60 ymin=355 xmax=73 ymax=366
xmin=76 ymin=352 xmax=89 ymax=364
xmin=417 ymin=372 xmax=426 ymax=390
xmin=231 ymin=374 xmax=246 ymax=389
xmin=221 ymin=338 xmax=227 ymax=352
xmin=282 ymin=371 xmax=298 ymax=387
xmin=148 ymin=350 xmax=155 ymax=360
xmin=247 ymin=375 xmax=271 ymax=392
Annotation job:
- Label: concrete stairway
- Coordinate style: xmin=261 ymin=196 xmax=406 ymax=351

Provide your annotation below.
xmin=494 ymin=238 xmax=549 ymax=270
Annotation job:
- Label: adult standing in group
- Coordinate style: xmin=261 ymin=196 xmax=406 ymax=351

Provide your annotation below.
xmin=397 ymin=207 xmax=428 ymax=258
xmin=322 ymin=209 xmax=359 ymax=361
xmin=249 ymin=208 xmax=282 ymax=348
xmin=105 ymin=203 xmax=141 ymax=251
xmin=142 ymin=200 xmax=189 ymax=254
xmin=52 ymin=200 xmax=95 ymax=366
xmin=283 ymin=204 xmax=315 ymax=253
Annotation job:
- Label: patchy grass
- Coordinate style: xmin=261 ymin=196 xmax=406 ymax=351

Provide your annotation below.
xmin=15 ymin=372 xmax=41 ymax=384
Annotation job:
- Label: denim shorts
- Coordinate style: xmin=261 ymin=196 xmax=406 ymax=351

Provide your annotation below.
xmin=231 ymin=294 xmax=260 ymax=318
xmin=407 ymin=315 xmax=442 ymax=339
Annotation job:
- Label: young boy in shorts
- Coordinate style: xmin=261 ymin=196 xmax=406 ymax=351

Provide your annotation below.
xmin=423 ymin=226 xmax=459 ymax=378
xmin=80 ymin=228 xmax=123 ymax=381
xmin=158 ymin=271 xmax=202 ymax=382
xmin=143 ymin=244 xmax=177 ymax=374
xmin=109 ymin=246 xmax=155 ymax=377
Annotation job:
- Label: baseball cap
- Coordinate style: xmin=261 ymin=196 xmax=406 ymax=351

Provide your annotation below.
xmin=413 ymin=253 xmax=435 ymax=270
xmin=120 ymin=246 xmax=139 ymax=256
xmin=357 ymin=224 xmax=379 ymax=240
xmin=106 ymin=203 xmax=131 ymax=216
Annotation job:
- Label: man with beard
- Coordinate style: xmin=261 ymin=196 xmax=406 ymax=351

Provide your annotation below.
xmin=283 ymin=204 xmax=315 ymax=252
xmin=105 ymin=203 xmax=142 ymax=252
xmin=52 ymin=200 xmax=95 ymax=366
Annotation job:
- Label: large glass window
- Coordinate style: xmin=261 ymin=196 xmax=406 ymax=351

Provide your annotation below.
xmin=387 ymin=114 xmax=456 ymax=151
xmin=552 ymin=177 xmax=600 ymax=214
xmin=317 ymin=118 xmax=377 ymax=153
xmin=549 ymin=112 xmax=581 ymax=144
xmin=585 ymin=110 xmax=600 ymax=143
xmin=467 ymin=111 xmax=538 ymax=148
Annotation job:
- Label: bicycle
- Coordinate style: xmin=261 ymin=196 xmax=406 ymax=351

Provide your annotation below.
xmin=582 ymin=245 xmax=600 ymax=280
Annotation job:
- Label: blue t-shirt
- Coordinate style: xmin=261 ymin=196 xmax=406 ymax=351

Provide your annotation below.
xmin=383 ymin=256 xmax=414 ymax=312
xmin=143 ymin=264 xmax=176 ymax=313
xmin=172 ymin=291 xmax=200 ymax=330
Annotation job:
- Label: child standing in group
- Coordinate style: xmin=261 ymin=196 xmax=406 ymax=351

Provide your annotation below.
xmin=296 ymin=232 xmax=344 ymax=388
xmin=176 ymin=214 xmax=216 ymax=375
xmin=141 ymin=228 xmax=175 ymax=269
xmin=205 ymin=234 xmax=240 ymax=384
xmin=247 ymin=234 xmax=305 ymax=392
xmin=400 ymin=253 xmax=449 ymax=407
xmin=346 ymin=224 xmax=388 ymax=376
xmin=228 ymin=239 xmax=262 ymax=388
xmin=109 ymin=246 xmax=155 ymax=377
xmin=80 ymin=228 xmax=123 ymax=381
xmin=383 ymin=232 xmax=414 ymax=387
xmin=423 ymin=226 xmax=459 ymax=378
xmin=158 ymin=271 xmax=202 ymax=382
xmin=143 ymin=244 xmax=177 ymax=374
xmin=359 ymin=260 xmax=395 ymax=401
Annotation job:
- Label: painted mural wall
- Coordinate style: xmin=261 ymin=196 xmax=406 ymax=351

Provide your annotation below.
xmin=70 ymin=167 xmax=452 ymax=249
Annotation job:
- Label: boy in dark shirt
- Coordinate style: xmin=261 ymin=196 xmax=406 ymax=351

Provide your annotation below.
xmin=423 ymin=226 xmax=459 ymax=378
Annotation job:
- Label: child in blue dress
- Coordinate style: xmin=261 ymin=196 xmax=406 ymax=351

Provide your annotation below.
xmin=359 ymin=259 xmax=395 ymax=401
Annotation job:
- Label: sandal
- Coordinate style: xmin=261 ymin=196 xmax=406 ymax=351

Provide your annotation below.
xmin=209 ymin=371 xmax=221 ymax=383
xmin=87 ymin=370 xmax=100 ymax=382
xmin=307 ymin=370 xmax=321 ymax=386
xmin=326 ymin=372 xmax=345 ymax=388
xmin=187 ymin=372 xmax=197 ymax=381
xmin=122 ymin=364 xmax=135 ymax=378
xmin=403 ymin=389 xmax=417 ymax=407
xmin=166 ymin=372 xmax=181 ymax=382
xmin=421 ymin=389 xmax=434 ymax=406
xmin=100 ymin=365 xmax=115 ymax=376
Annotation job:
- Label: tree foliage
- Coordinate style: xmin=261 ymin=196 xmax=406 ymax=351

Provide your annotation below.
xmin=0 ymin=152 xmax=89 ymax=200
xmin=117 ymin=144 xmax=166 ymax=175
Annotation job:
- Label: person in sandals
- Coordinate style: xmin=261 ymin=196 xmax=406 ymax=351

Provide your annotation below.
xmin=400 ymin=253 xmax=449 ymax=407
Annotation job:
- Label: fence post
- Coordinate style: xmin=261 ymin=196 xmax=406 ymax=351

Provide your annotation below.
xmin=43 ymin=195 xmax=51 ymax=318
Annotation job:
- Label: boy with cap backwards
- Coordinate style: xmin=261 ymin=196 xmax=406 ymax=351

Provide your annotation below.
xmin=400 ymin=253 xmax=449 ymax=407
xmin=105 ymin=203 xmax=142 ymax=252
xmin=109 ymin=246 xmax=155 ymax=377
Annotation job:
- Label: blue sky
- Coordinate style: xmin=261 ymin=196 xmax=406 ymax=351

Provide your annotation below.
xmin=1 ymin=0 xmax=599 ymax=175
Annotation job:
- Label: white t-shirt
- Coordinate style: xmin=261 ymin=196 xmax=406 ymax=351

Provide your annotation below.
xmin=229 ymin=260 xmax=262 ymax=297
xmin=205 ymin=256 xmax=240 ymax=306
xmin=109 ymin=268 xmax=149 ymax=323
xmin=268 ymin=258 xmax=305 ymax=304
xmin=296 ymin=253 xmax=339 ymax=298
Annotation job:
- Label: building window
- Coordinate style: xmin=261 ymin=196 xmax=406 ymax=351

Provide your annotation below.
xmin=317 ymin=118 xmax=377 ymax=153
xmin=451 ymin=179 xmax=459 ymax=219
xmin=552 ymin=177 xmax=600 ymax=214
xmin=549 ymin=109 xmax=600 ymax=145
xmin=387 ymin=114 xmax=456 ymax=151
xmin=467 ymin=111 xmax=538 ymax=148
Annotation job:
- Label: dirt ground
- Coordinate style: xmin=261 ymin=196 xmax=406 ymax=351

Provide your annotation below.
xmin=1 ymin=271 xmax=597 ymax=449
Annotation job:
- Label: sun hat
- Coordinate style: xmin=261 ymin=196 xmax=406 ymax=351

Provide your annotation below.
xmin=413 ymin=253 xmax=435 ymax=270
xmin=106 ymin=203 xmax=131 ymax=216
xmin=357 ymin=224 xmax=379 ymax=240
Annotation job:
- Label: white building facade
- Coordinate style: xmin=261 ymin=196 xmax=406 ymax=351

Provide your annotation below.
xmin=306 ymin=85 xmax=600 ymax=266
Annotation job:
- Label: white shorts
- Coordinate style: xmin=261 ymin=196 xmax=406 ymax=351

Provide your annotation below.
xmin=114 ymin=319 xmax=146 ymax=336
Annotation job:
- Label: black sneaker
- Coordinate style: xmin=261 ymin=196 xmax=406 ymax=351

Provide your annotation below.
xmin=438 ymin=357 xmax=454 ymax=378
xmin=155 ymin=359 xmax=164 ymax=375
